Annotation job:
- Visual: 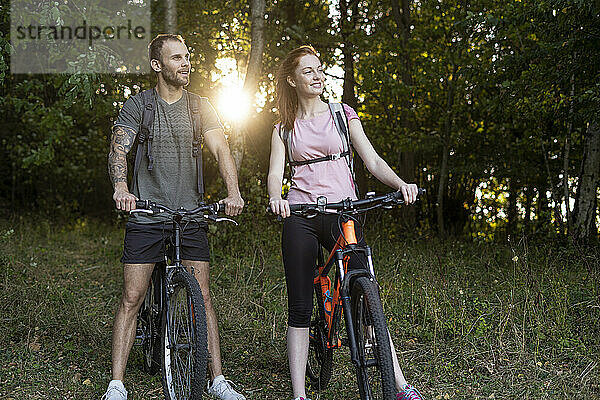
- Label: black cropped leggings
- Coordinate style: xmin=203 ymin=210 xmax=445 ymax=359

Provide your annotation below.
xmin=282 ymin=214 xmax=367 ymax=328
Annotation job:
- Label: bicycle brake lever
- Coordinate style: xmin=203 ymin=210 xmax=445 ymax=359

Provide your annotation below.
xmin=130 ymin=209 xmax=154 ymax=214
xmin=215 ymin=217 xmax=239 ymax=226
xmin=205 ymin=214 xmax=239 ymax=226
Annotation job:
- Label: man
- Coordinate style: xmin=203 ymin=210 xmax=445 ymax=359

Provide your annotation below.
xmin=104 ymin=34 xmax=245 ymax=400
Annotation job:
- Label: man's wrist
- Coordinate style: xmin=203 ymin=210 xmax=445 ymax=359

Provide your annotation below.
xmin=113 ymin=182 xmax=130 ymax=193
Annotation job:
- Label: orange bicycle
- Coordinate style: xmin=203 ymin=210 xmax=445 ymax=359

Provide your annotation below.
xmin=288 ymin=190 xmax=424 ymax=399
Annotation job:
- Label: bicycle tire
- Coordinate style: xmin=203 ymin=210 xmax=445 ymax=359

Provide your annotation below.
xmin=138 ymin=267 xmax=161 ymax=375
xmin=306 ymin=282 xmax=333 ymax=390
xmin=161 ymin=269 xmax=208 ymax=400
xmin=351 ymin=276 xmax=396 ymax=400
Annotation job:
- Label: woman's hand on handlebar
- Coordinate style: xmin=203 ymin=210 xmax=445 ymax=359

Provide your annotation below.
xmin=270 ymin=198 xmax=291 ymax=218
xmin=113 ymin=188 xmax=138 ymax=211
xmin=398 ymin=183 xmax=419 ymax=204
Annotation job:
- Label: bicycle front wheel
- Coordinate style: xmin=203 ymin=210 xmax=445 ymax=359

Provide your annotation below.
xmin=161 ymin=270 xmax=208 ymax=400
xmin=351 ymin=276 xmax=396 ymax=400
xmin=306 ymin=282 xmax=333 ymax=390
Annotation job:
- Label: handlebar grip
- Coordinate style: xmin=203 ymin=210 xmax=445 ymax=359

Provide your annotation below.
xmin=135 ymin=200 xmax=149 ymax=209
xmin=215 ymin=203 xmax=226 ymax=213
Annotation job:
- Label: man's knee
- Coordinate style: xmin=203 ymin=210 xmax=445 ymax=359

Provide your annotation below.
xmin=121 ymin=287 xmax=146 ymax=311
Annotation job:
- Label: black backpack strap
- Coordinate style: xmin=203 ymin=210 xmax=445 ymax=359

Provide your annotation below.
xmin=132 ymin=88 xmax=157 ymax=193
xmin=279 ymin=123 xmax=296 ymax=178
xmin=186 ymin=91 xmax=204 ymax=196
xmin=328 ymin=102 xmax=358 ymax=196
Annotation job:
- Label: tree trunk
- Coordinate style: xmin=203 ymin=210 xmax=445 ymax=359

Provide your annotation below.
xmin=523 ymin=184 xmax=533 ymax=232
xmin=436 ymin=64 xmax=457 ymax=237
xmin=338 ymin=0 xmax=368 ymax=195
xmin=507 ymin=178 xmax=518 ymax=237
xmin=165 ymin=0 xmax=177 ymax=33
xmin=230 ymin=0 xmax=266 ymax=173
xmin=391 ymin=0 xmax=416 ymax=226
xmin=564 ymin=73 xmax=575 ymax=235
xmin=573 ymin=121 xmax=600 ymax=242
xmin=541 ymin=139 xmax=564 ymax=231
xmin=243 ymin=0 xmax=266 ymax=96
xmin=437 ymin=137 xmax=449 ymax=236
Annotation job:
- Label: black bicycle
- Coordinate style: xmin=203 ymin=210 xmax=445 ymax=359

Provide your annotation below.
xmin=280 ymin=190 xmax=424 ymax=399
xmin=132 ymin=200 xmax=236 ymax=400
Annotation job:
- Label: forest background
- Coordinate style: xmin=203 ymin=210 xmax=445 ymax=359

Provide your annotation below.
xmin=0 ymin=0 xmax=599 ymax=399
xmin=0 ymin=0 xmax=599 ymax=240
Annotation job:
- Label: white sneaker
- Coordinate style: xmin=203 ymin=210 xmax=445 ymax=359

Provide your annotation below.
xmin=101 ymin=380 xmax=127 ymax=400
xmin=207 ymin=375 xmax=245 ymax=400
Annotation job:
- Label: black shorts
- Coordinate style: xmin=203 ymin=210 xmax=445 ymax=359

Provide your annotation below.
xmin=121 ymin=221 xmax=210 ymax=264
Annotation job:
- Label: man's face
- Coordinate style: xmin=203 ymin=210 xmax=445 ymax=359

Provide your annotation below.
xmin=157 ymin=40 xmax=190 ymax=87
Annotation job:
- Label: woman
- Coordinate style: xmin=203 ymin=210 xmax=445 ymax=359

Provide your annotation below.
xmin=267 ymin=45 xmax=423 ymax=400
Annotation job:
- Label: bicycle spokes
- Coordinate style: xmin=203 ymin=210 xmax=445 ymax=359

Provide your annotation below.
xmin=167 ymin=284 xmax=195 ymax=399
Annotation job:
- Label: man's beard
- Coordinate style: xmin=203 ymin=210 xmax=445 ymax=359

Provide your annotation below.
xmin=162 ymin=66 xmax=189 ymax=87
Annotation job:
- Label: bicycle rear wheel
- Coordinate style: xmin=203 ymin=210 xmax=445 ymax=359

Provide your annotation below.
xmin=162 ymin=269 xmax=208 ymax=400
xmin=351 ymin=276 xmax=395 ymax=400
xmin=138 ymin=266 xmax=161 ymax=374
xmin=306 ymin=283 xmax=333 ymax=390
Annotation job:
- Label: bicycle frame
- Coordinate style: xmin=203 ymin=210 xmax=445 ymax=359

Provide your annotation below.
xmin=314 ymin=217 xmax=377 ymax=369
xmin=135 ymin=217 xmax=193 ymax=358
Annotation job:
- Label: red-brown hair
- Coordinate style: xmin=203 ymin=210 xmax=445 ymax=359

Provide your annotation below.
xmin=276 ymin=45 xmax=319 ymax=131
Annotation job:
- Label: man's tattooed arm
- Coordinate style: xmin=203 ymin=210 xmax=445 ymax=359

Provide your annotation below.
xmin=108 ymin=126 xmax=137 ymax=189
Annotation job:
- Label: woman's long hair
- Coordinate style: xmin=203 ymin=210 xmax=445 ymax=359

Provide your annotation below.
xmin=276 ymin=45 xmax=319 ymax=131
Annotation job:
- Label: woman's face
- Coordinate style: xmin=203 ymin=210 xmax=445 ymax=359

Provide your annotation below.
xmin=288 ymin=54 xmax=325 ymax=97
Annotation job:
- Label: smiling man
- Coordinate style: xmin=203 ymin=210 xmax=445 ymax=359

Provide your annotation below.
xmin=104 ymin=34 xmax=245 ymax=400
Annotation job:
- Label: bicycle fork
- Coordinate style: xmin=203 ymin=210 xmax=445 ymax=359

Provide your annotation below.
xmin=336 ymin=247 xmax=378 ymax=371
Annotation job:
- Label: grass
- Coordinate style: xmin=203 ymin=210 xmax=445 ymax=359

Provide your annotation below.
xmin=0 ymin=214 xmax=599 ymax=399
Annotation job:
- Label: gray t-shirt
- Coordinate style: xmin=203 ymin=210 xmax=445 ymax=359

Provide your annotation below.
xmin=114 ymin=89 xmax=223 ymax=223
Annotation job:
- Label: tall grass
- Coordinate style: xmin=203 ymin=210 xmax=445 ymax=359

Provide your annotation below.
xmin=0 ymin=215 xmax=598 ymax=399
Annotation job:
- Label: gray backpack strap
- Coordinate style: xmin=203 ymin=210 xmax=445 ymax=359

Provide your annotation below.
xmin=328 ymin=102 xmax=357 ymax=193
xmin=186 ymin=91 xmax=204 ymax=196
xmin=279 ymin=123 xmax=296 ymax=178
xmin=132 ymin=89 xmax=157 ymax=193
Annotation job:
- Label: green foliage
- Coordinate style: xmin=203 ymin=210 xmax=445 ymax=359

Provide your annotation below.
xmin=0 ymin=0 xmax=598 ymax=238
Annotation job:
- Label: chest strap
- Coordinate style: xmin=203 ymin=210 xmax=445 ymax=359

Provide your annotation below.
xmin=288 ymin=150 xmax=351 ymax=167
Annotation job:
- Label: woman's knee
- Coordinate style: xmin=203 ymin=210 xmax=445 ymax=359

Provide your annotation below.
xmin=287 ymin=306 xmax=312 ymax=328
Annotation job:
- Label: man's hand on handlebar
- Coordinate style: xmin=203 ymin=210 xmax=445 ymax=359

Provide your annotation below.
xmin=269 ymin=198 xmax=291 ymax=218
xmin=113 ymin=189 xmax=138 ymax=211
xmin=219 ymin=194 xmax=244 ymax=217
xmin=398 ymin=183 xmax=419 ymax=204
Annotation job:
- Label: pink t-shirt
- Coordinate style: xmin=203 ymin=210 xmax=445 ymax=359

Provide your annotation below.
xmin=277 ymin=104 xmax=359 ymax=205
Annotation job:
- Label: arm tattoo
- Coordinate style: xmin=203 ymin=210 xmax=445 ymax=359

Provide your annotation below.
xmin=108 ymin=126 xmax=137 ymax=187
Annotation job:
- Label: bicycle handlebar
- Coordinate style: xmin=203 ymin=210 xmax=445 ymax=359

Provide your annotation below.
xmin=129 ymin=200 xmax=238 ymax=226
xmin=285 ymin=188 xmax=425 ymax=216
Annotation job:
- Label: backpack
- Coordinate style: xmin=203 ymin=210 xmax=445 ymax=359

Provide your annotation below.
xmin=279 ymin=102 xmax=358 ymax=196
xmin=131 ymin=88 xmax=205 ymax=197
